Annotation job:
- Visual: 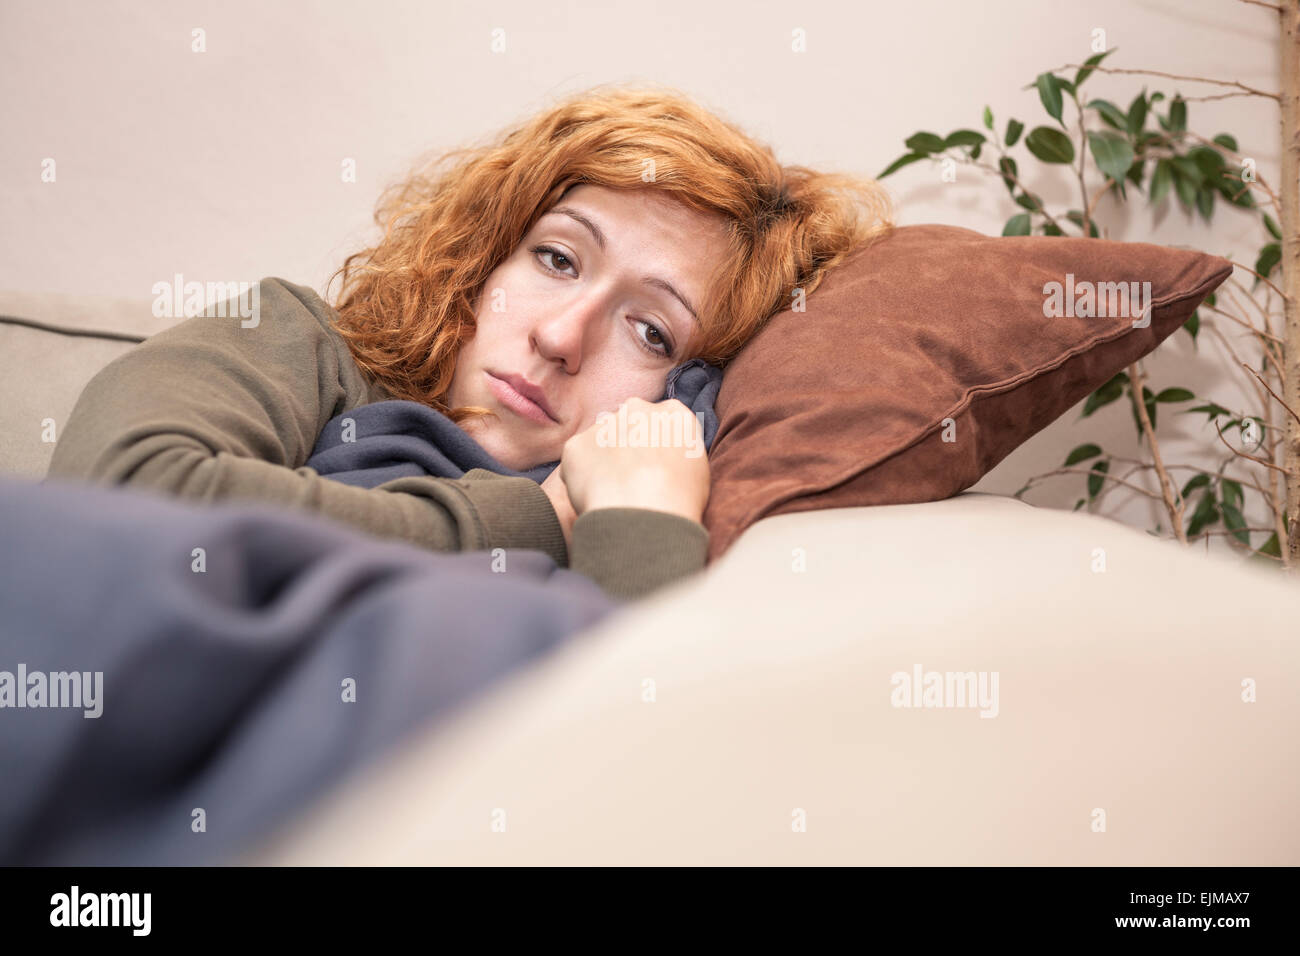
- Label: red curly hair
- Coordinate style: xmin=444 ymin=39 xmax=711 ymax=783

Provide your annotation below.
xmin=325 ymin=83 xmax=894 ymax=425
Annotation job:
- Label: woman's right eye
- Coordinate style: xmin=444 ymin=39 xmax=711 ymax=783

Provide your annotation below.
xmin=533 ymin=245 xmax=576 ymax=276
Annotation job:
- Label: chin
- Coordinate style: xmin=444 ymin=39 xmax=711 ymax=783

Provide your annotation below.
xmin=480 ymin=431 xmax=531 ymax=471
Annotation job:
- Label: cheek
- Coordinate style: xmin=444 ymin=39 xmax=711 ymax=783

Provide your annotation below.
xmin=582 ymin=372 xmax=668 ymax=423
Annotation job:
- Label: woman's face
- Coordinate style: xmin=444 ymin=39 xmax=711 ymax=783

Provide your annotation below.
xmin=447 ymin=183 xmax=730 ymax=471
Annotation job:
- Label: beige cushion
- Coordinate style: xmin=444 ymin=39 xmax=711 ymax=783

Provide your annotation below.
xmin=0 ymin=290 xmax=167 ymax=479
xmin=240 ymin=490 xmax=1300 ymax=865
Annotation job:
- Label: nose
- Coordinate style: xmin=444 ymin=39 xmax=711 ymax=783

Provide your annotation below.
xmin=529 ymin=290 xmax=606 ymax=373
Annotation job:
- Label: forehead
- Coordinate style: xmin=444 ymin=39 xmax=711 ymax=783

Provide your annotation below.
xmin=547 ymin=185 xmax=727 ymax=253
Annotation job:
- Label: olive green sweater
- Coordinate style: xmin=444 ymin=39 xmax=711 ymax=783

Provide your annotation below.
xmin=44 ymin=277 xmax=709 ymax=601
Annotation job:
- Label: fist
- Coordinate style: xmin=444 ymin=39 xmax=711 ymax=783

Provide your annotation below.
xmin=558 ymin=397 xmax=710 ymax=523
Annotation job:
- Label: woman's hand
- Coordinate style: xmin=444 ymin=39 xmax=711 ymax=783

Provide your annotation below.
xmin=539 ymin=464 xmax=578 ymax=552
xmin=558 ymin=397 xmax=710 ymax=524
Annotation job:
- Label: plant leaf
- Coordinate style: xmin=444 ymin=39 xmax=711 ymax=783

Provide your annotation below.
xmin=1169 ymin=95 xmax=1187 ymax=133
xmin=1025 ymin=126 xmax=1075 ymax=164
xmin=1264 ymin=213 xmax=1282 ymax=240
xmin=1149 ymin=158 xmax=1174 ymax=205
xmin=1196 ymin=186 xmax=1215 ymax=222
xmin=1155 ymin=387 xmax=1195 ymax=403
xmin=1088 ymin=131 xmax=1135 ymax=185
xmin=1255 ymin=243 xmax=1281 ymax=287
xmin=1221 ymin=477 xmax=1243 ymax=512
xmin=1082 ymin=373 xmax=1126 ymax=416
xmin=1064 ymin=443 xmax=1103 ymax=466
xmin=1172 ymin=165 xmax=1197 ymax=211
xmin=1087 ymin=459 xmax=1109 ymax=499
xmin=1005 ymin=118 xmax=1024 ymax=147
xmin=1126 ymin=90 xmax=1148 ymax=137
xmin=1126 ymin=156 xmax=1145 ymax=188
xmin=877 ymin=152 xmax=927 ymax=179
xmin=1181 ymin=473 xmax=1211 ymax=499
xmin=1186 ymin=402 xmax=1232 ymax=421
xmin=983 ymin=105 xmax=994 ymax=131
xmin=1221 ymin=501 xmax=1249 ymax=546
xmin=904 ymin=131 xmax=947 ymax=154
xmin=1074 ymin=48 xmax=1116 ymax=88
xmin=1190 ymin=145 xmax=1226 ymax=179
xmin=998 ymin=156 xmax=1019 ymax=195
xmin=1002 ymin=213 xmax=1032 ymax=236
xmin=1255 ymin=532 xmax=1281 ymax=560
xmin=944 ymin=129 xmax=987 ymax=149
xmin=1087 ymin=99 xmax=1128 ymax=130
xmin=1036 ymin=72 xmax=1065 ymax=124
xmin=1186 ymin=490 xmax=1219 ymax=538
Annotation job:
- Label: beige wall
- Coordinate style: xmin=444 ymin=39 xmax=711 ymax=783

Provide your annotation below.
xmin=0 ymin=0 xmax=1286 ymax=554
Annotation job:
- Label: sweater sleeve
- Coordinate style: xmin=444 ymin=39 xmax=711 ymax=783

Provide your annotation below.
xmin=43 ymin=277 xmax=567 ymax=563
xmin=569 ymin=507 xmax=710 ymax=601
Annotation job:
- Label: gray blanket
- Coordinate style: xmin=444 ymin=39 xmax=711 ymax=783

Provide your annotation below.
xmin=0 ymin=474 xmax=617 ymax=865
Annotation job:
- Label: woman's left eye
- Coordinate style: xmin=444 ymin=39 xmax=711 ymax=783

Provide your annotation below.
xmin=632 ymin=319 xmax=673 ymax=358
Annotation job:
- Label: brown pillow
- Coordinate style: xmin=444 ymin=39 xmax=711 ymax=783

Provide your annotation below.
xmin=703 ymin=223 xmax=1234 ymax=562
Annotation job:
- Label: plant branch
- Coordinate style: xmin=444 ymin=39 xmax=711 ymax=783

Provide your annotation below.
xmin=1219 ymin=281 xmax=1286 ymax=387
xmin=1204 ymin=303 xmax=1285 ymax=346
xmin=1054 ymin=63 xmax=1280 ymax=102
xmin=1211 ymin=419 xmax=1294 ymax=475
xmin=1018 ymin=466 xmax=1162 ymax=501
xmin=1106 ymin=455 xmax=1276 ymax=498
xmin=1242 ymin=361 xmax=1300 ymax=427
xmin=1128 ymin=360 xmax=1187 ymax=542
xmin=1075 ymin=95 xmax=1092 ymax=239
xmin=1224 ymin=276 xmax=1282 ymax=342
xmin=1206 ymin=322 xmax=1278 ymax=431
xmin=1085 ymin=178 xmax=1115 ymax=223
xmin=1224 ymin=259 xmax=1289 ymax=300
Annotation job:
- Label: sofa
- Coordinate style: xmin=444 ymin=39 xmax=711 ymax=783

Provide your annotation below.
xmin=3 ymin=287 xmax=1297 ymax=866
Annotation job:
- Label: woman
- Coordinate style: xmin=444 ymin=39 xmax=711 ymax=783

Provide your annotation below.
xmin=46 ymin=84 xmax=893 ymax=600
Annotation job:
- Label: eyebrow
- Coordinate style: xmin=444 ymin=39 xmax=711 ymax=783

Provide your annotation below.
xmin=543 ymin=205 xmax=700 ymax=328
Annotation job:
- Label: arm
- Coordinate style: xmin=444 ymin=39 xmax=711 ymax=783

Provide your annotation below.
xmin=44 ymin=277 xmax=566 ymax=564
xmin=569 ymin=508 xmax=709 ymax=601
xmin=538 ymin=461 xmax=709 ymax=601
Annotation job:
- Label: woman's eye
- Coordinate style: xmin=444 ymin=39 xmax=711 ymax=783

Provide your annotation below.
xmin=533 ymin=245 xmax=576 ymax=276
xmin=633 ymin=318 xmax=673 ymax=358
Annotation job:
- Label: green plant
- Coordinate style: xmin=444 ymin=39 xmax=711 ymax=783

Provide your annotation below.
xmin=878 ymin=34 xmax=1299 ymax=570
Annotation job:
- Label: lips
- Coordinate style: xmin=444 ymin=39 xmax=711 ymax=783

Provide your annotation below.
xmin=487 ymin=371 xmax=559 ymax=424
